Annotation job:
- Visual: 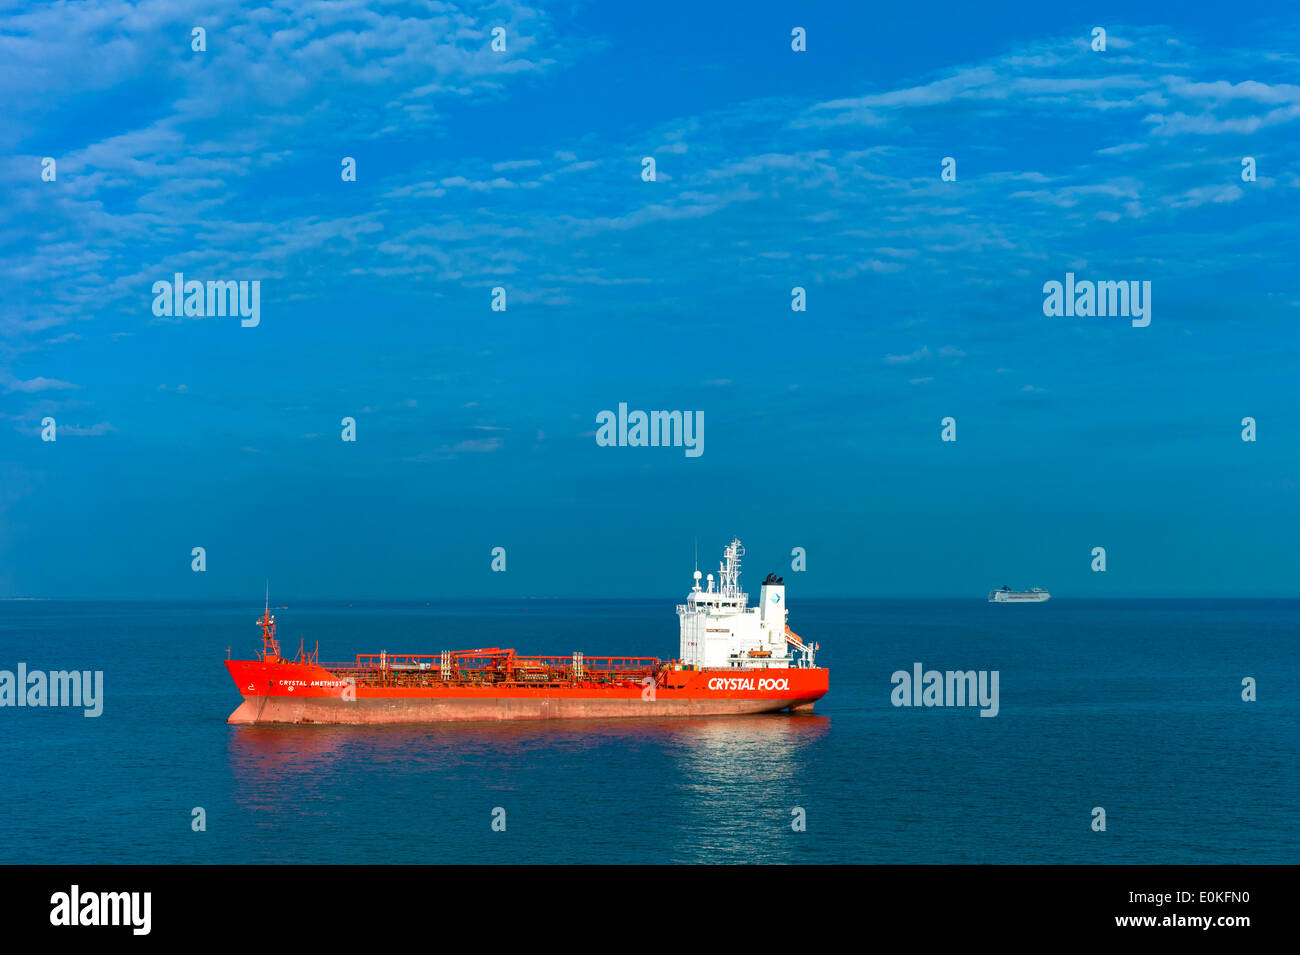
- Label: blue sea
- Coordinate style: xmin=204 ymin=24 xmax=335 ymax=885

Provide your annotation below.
xmin=0 ymin=599 xmax=1295 ymax=864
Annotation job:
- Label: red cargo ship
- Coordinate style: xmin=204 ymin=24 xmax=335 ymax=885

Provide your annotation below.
xmin=225 ymin=539 xmax=827 ymax=724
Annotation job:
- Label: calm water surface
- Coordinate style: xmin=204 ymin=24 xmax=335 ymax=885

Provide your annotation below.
xmin=0 ymin=599 xmax=1295 ymax=863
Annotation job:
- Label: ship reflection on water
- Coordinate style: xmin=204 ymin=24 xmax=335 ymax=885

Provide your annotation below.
xmin=659 ymin=716 xmax=830 ymax=863
xmin=226 ymin=713 xmax=830 ymax=769
xmin=228 ymin=712 xmax=826 ymax=758
xmin=226 ymin=715 xmax=830 ymax=863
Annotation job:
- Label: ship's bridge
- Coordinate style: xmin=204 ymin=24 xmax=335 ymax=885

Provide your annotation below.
xmin=685 ymin=590 xmax=748 ymax=610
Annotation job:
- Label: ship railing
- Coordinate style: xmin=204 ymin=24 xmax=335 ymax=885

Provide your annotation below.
xmin=343 ymin=652 xmax=660 ymax=670
xmin=318 ymin=661 xmax=367 ymax=672
xmin=355 ymin=654 xmax=442 ymax=670
xmin=518 ymin=655 xmax=660 ymax=672
xmin=319 ymin=653 xmax=661 ymax=677
xmin=353 ymin=652 xmax=496 ymax=669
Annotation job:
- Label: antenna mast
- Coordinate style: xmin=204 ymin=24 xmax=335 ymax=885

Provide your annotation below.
xmin=258 ymin=582 xmax=280 ymax=661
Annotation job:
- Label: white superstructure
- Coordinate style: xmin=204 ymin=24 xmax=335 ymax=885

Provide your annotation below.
xmin=676 ymin=539 xmax=815 ymax=669
xmin=988 ymin=586 xmax=1051 ymax=603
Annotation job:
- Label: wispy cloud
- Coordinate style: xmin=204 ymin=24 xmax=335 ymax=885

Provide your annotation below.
xmin=2 ymin=373 xmax=80 ymax=393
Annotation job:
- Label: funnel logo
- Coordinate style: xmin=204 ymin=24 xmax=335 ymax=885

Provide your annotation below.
xmin=769 ymin=593 xmax=781 ymax=604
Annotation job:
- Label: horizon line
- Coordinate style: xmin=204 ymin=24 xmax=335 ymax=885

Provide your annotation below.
xmin=4 ymin=594 xmax=1300 ymax=602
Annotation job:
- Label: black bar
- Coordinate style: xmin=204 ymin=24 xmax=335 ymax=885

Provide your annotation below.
xmin=10 ymin=864 xmax=1285 ymax=940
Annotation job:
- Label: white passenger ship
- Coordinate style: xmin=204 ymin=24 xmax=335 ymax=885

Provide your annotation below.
xmin=988 ymin=586 xmax=1050 ymax=603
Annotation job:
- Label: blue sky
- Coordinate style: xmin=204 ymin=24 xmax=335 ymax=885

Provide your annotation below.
xmin=1 ymin=1 xmax=1298 ymax=598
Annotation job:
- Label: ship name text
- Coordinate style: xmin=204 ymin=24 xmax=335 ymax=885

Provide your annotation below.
xmin=708 ymin=677 xmax=790 ymax=691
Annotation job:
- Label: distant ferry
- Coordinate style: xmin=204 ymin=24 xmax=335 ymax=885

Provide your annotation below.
xmin=988 ymin=586 xmax=1050 ymax=603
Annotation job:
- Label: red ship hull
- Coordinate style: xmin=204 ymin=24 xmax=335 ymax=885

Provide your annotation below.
xmin=225 ymin=658 xmax=828 ymax=725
